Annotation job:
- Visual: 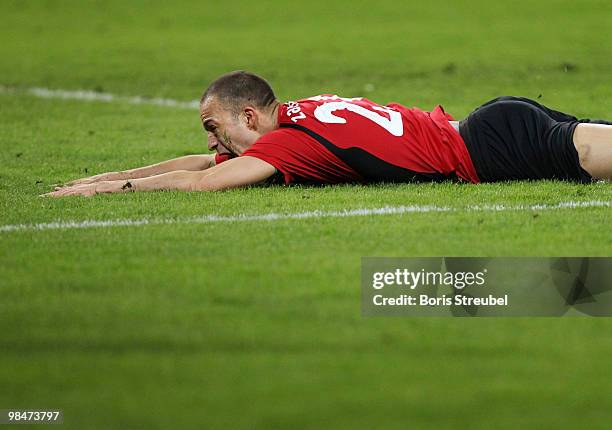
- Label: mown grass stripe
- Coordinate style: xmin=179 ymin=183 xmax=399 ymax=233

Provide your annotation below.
xmin=0 ymin=85 xmax=200 ymax=110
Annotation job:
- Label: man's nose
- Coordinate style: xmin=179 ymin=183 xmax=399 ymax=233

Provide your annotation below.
xmin=207 ymin=133 xmax=218 ymax=151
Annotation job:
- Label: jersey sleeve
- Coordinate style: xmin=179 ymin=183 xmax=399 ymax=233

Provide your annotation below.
xmin=241 ymin=130 xmax=301 ymax=184
xmin=242 ymin=128 xmax=362 ymax=185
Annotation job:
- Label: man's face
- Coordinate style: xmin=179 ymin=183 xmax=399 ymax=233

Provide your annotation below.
xmin=200 ymin=97 xmax=261 ymax=156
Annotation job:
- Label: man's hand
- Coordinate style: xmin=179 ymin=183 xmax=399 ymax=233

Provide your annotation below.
xmin=42 ymin=181 xmax=128 ymax=197
xmin=60 ymin=172 xmax=128 ymax=187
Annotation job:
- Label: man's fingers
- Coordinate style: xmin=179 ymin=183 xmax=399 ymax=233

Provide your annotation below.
xmin=42 ymin=186 xmax=76 ymax=197
xmin=40 ymin=189 xmax=85 ymax=198
xmin=41 ymin=183 xmax=98 ymax=197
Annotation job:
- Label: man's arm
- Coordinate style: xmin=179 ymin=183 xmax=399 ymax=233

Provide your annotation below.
xmin=62 ymin=154 xmax=217 ymax=186
xmin=43 ymin=156 xmax=277 ymax=197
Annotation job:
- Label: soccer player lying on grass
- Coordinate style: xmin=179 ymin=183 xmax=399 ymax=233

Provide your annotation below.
xmin=44 ymin=71 xmax=612 ymax=197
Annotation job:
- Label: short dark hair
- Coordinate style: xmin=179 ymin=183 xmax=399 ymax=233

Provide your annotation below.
xmin=201 ymin=71 xmax=277 ymax=115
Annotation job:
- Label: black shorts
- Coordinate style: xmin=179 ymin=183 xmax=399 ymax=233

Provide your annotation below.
xmin=459 ymin=96 xmax=594 ymax=183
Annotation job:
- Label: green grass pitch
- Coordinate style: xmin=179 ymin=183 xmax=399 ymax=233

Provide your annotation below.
xmin=1 ymin=1 xmax=612 ymax=428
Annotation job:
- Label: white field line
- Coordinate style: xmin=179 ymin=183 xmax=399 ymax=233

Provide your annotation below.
xmin=0 ymin=201 xmax=609 ymax=233
xmin=0 ymin=85 xmax=200 ymax=110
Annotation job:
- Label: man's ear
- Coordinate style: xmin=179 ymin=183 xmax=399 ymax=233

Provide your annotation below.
xmin=243 ymin=107 xmax=258 ymax=130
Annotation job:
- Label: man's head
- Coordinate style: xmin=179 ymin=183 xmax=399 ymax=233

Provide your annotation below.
xmin=200 ymin=71 xmax=280 ymax=156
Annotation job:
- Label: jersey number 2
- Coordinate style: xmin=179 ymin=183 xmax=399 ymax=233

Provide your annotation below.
xmin=313 ymin=101 xmax=404 ymax=137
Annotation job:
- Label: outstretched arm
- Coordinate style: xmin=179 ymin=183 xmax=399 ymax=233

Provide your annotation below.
xmin=61 ymin=154 xmax=217 ymax=186
xmin=43 ymin=156 xmax=277 ymax=197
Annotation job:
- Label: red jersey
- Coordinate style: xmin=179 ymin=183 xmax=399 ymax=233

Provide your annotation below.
xmin=241 ymin=95 xmax=480 ymax=184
